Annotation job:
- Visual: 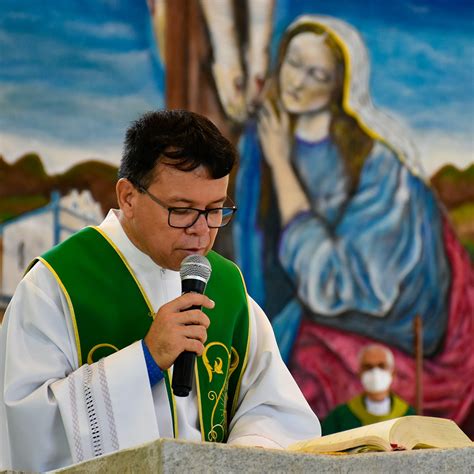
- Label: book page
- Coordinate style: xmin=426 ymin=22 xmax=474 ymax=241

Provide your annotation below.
xmin=289 ymin=419 xmax=398 ymax=453
xmin=289 ymin=416 xmax=473 ymax=454
xmin=391 ymin=416 xmax=473 ymax=450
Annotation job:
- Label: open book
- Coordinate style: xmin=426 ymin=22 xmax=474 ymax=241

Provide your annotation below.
xmin=289 ymin=416 xmax=473 ymax=454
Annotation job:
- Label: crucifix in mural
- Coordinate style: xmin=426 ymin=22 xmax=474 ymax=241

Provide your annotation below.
xmin=0 ymin=0 xmax=472 ymax=435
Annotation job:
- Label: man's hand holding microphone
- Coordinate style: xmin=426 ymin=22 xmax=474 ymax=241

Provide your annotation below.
xmin=144 ymin=255 xmax=213 ymax=396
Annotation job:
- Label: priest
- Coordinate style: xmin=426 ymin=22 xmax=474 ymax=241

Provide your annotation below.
xmin=0 ymin=110 xmax=321 ymax=472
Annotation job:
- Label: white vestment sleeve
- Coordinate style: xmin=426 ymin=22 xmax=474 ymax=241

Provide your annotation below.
xmin=50 ymin=342 xmax=158 ymax=464
xmin=0 ymin=263 xmax=158 ymax=472
xmin=226 ymin=298 xmax=321 ymax=448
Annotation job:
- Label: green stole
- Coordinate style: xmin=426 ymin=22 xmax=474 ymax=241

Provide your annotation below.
xmin=347 ymin=393 xmax=412 ymax=425
xmin=29 ymin=226 xmax=250 ymax=443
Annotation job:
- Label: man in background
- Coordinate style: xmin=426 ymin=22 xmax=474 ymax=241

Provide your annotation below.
xmin=322 ymin=344 xmax=416 ymax=435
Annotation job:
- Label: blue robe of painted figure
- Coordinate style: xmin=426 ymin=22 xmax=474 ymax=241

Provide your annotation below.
xmin=234 ymin=123 xmax=450 ymax=361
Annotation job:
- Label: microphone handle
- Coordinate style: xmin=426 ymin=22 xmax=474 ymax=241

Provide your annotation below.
xmin=172 ymin=303 xmax=202 ymax=397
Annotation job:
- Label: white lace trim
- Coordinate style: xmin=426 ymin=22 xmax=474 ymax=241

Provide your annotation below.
xmin=83 ymin=365 xmax=103 ymax=458
xmin=98 ymin=358 xmax=119 ymax=451
xmin=68 ymin=372 xmax=84 ymax=462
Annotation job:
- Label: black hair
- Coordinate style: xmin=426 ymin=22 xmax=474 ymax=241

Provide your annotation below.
xmin=118 ymin=109 xmax=237 ymax=188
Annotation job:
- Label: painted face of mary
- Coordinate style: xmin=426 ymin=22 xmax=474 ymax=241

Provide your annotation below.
xmin=279 ymin=32 xmax=339 ymax=114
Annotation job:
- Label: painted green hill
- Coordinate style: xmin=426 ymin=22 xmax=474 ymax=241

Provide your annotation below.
xmin=431 ymin=163 xmax=474 ymax=209
xmin=431 ymin=163 xmax=474 ymax=259
xmin=0 ymin=154 xmax=118 ymax=224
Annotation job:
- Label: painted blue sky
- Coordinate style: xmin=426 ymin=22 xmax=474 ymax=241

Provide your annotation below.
xmin=0 ymin=0 xmax=472 ymax=175
xmin=0 ymin=0 xmax=164 ymax=171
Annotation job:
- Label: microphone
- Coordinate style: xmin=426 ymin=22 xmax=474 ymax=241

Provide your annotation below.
xmin=172 ymin=254 xmax=212 ymax=397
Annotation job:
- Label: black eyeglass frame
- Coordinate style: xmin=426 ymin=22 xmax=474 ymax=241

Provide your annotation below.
xmin=136 ymin=184 xmax=237 ymax=229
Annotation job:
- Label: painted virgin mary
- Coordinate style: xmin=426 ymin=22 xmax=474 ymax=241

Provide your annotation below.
xmin=234 ymin=15 xmax=473 ymax=427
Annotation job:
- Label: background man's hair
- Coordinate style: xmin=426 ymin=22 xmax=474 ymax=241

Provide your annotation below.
xmin=358 ymin=343 xmax=395 ymax=370
xmin=118 ymin=109 xmax=237 ymax=187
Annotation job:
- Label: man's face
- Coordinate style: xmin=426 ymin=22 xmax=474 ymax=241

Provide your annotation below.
xmin=118 ymin=163 xmax=229 ymax=271
xmin=358 ymin=346 xmax=394 ymax=399
xmin=359 ymin=347 xmax=392 ymax=375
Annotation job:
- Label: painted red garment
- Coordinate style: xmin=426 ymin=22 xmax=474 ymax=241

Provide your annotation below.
xmin=290 ymin=219 xmax=474 ymax=434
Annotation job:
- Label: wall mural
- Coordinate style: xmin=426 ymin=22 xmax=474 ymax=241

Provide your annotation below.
xmin=0 ymin=0 xmax=473 ymax=434
xmin=197 ymin=0 xmax=474 ymax=433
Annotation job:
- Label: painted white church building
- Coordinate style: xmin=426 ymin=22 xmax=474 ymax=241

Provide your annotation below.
xmin=0 ymin=190 xmax=104 ymax=306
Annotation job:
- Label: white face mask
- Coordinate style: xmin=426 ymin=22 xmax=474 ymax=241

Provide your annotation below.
xmin=361 ymin=368 xmax=392 ymax=393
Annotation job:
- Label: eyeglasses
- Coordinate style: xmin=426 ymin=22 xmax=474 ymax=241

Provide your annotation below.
xmin=137 ymin=185 xmax=237 ymax=229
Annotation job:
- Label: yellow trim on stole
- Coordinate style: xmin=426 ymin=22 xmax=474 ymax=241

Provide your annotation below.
xmin=195 ymin=260 xmax=251 ymax=441
xmin=91 ymin=226 xmax=155 ymax=318
xmin=230 ymin=263 xmax=251 ymax=419
xmin=195 ymin=358 xmax=205 ymax=441
xmin=87 ymin=343 xmax=119 ymax=364
xmin=36 ymin=256 xmax=83 ymax=366
xmin=91 ymin=226 xmax=179 ymax=438
xmin=348 ymin=393 xmax=410 ymax=425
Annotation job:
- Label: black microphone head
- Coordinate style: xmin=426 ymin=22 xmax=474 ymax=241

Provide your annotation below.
xmin=180 ymin=254 xmax=212 ymax=284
